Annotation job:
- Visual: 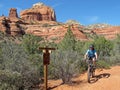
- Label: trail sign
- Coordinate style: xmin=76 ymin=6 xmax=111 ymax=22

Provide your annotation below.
xmin=39 ymin=47 xmax=55 ymax=65
xmin=39 ymin=46 xmax=55 ymax=90
xmin=43 ymin=49 xmax=50 ymax=65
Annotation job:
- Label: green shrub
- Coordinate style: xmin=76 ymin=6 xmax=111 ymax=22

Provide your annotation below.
xmin=0 ymin=70 xmax=21 ymax=90
xmin=58 ymin=26 xmax=76 ymax=51
xmin=93 ymin=36 xmax=113 ymax=60
xmin=0 ymin=40 xmax=40 ymax=89
xmin=96 ymin=60 xmax=110 ymax=69
xmin=21 ymin=34 xmax=43 ymax=54
xmin=50 ymin=50 xmax=83 ymax=83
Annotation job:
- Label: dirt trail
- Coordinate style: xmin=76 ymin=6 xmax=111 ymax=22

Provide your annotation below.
xmin=48 ymin=66 xmax=120 ymax=90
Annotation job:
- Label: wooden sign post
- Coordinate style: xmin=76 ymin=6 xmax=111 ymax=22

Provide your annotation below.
xmin=39 ymin=47 xmax=55 ymax=90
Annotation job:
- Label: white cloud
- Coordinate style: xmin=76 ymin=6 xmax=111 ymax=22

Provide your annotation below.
xmin=52 ymin=3 xmax=63 ymax=8
xmin=88 ymin=16 xmax=99 ymax=22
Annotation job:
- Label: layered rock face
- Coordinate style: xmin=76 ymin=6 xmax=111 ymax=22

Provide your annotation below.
xmin=9 ymin=22 xmax=24 ymax=35
xmin=25 ymin=23 xmax=88 ymax=42
xmin=0 ymin=8 xmax=24 ymax=35
xmin=20 ymin=2 xmax=56 ymax=22
xmin=0 ymin=16 xmax=8 ymax=32
xmin=8 ymin=8 xmax=24 ymax=23
xmin=93 ymin=26 xmax=120 ymax=39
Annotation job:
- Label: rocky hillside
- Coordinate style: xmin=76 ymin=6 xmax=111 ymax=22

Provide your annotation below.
xmin=0 ymin=2 xmax=120 ymax=42
xmin=93 ymin=26 xmax=120 ymax=39
xmin=25 ymin=23 xmax=88 ymax=42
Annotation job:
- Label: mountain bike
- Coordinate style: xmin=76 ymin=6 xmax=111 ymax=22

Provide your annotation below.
xmin=87 ymin=57 xmax=96 ymax=83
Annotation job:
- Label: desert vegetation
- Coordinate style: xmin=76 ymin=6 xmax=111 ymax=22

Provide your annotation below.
xmin=0 ymin=26 xmax=120 ymax=89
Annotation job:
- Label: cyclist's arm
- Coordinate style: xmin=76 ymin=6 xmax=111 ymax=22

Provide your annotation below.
xmin=84 ymin=50 xmax=89 ymax=59
xmin=95 ymin=52 xmax=98 ymax=60
xmin=84 ymin=54 xmax=87 ymax=59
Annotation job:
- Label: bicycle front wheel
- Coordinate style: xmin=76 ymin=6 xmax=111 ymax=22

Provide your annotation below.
xmin=87 ymin=67 xmax=91 ymax=83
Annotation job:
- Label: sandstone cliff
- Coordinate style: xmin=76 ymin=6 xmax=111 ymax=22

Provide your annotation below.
xmin=93 ymin=26 xmax=120 ymax=39
xmin=0 ymin=8 xmax=24 ymax=35
xmin=20 ymin=2 xmax=56 ymax=22
xmin=0 ymin=16 xmax=8 ymax=32
xmin=9 ymin=8 xmax=18 ymax=19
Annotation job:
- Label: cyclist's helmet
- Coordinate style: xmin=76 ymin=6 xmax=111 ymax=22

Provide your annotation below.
xmin=89 ymin=44 xmax=94 ymax=49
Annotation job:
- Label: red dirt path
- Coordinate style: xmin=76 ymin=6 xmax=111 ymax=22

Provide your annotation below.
xmin=48 ymin=66 xmax=120 ymax=90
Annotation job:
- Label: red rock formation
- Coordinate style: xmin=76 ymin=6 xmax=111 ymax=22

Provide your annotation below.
xmin=20 ymin=2 xmax=56 ymax=22
xmin=8 ymin=8 xmax=25 ymax=24
xmin=0 ymin=13 xmax=24 ymax=35
xmin=9 ymin=8 xmax=18 ymax=19
xmin=1 ymin=2 xmax=120 ymax=41
xmin=93 ymin=26 xmax=120 ymax=39
xmin=9 ymin=22 xmax=23 ymax=36
xmin=0 ymin=7 xmax=26 ymax=36
xmin=25 ymin=23 xmax=88 ymax=42
xmin=0 ymin=16 xmax=9 ymax=33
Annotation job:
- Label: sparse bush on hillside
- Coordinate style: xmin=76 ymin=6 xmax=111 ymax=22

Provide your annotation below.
xmin=0 ymin=40 xmax=40 ymax=90
xmin=86 ymin=23 xmax=111 ymax=29
xmin=21 ymin=34 xmax=43 ymax=54
xmin=96 ymin=60 xmax=110 ymax=69
xmin=110 ymin=34 xmax=120 ymax=65
xmin=58 ymin=26 xmax=76 ymax=51
xmin=112 ymin=35 xmax=120 ymax=55
xmin=29 ymin=54 xmax=44 ymax=77
xmin=93 ymin=36 xmax=113 ymax=60
xmin=65 ymin=20 xmax=81 ymax=25
xmin=42 ymin=23 xmax=50 ymax=27
xmin=50 ymin=50 xmax=84 ymax=84
xmin=0 ymin=70 xmax=21 ymax=90
xmin=75 ymin=40 xmax=91 ymax=55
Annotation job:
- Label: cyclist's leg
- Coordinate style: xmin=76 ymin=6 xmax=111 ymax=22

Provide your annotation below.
xmin=92 ymin=57 xmax=96 ymax=77
xmin=92 ymin=57 xmax=96 ymax=67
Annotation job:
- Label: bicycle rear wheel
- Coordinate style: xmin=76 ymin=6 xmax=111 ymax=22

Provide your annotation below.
xmin=91 ymin=66 xmax=96 ymax=78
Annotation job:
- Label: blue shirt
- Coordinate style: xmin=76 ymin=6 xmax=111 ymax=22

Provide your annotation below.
xmin=86 ymin=49 xmax=96 ymax=57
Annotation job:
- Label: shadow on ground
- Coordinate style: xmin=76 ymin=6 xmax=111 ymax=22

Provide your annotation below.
xmin=48 ymin=82 xmax=64 ymax=90
xmin=90 ymin=73 xmax=111 ymax=84
xmin=48 ymin=73 xmax=111 ymax=89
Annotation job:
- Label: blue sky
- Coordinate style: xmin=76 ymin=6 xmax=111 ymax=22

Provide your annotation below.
xmin=0 ymin=0 xmax=120 ymax=25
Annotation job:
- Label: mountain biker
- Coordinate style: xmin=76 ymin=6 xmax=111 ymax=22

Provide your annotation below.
xmin=84 ymin=44 xmax=98 ymax=67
